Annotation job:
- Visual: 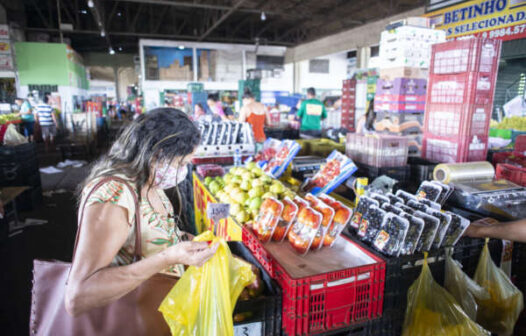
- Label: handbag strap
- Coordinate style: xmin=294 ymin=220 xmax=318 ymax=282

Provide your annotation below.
xmin=72 ymin=176 xmax=142 ymax=265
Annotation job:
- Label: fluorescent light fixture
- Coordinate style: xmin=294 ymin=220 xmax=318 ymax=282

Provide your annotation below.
xmin=117 ymin=12 xmax=122 ymax=17
xmin=100 ymin=30 xmax=105 ymax=37
xmin=109 ymin=47 xmax=115 ymax=55
xmin=80 ymin=10 xmax=88 ymax=14
xmin=118 ymin=47 xmax=122 ymax=51
xmin=88 ymin=0 xmax=94 ymax=8
xmin=178 ymin=45 xmax=185 ymax=50
xmin=261 ymin=11 xmax=266 ymax=21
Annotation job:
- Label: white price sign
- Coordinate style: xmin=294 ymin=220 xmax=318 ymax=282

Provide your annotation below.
xmin=206 ymin=203 xmax=230 ymax=222
xmin=234 ymin=322 xmax=262 ymax=336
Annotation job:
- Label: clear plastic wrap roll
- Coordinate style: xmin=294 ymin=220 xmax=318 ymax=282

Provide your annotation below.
xmin=433 ymin=162 xmax=495 ymax=184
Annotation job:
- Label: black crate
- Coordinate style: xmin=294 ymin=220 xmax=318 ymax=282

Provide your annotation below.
xmin=229 ymin=241 xmax=282 ymax=336
xmin=0 ymin=164 xmax=41 ymax=187
xmin=355 ymin=163 xmax=410 ymax=183
xmin=15 ymin=186 xmax=43 ymax=211
xmin=407 ymin=156 xmax=438 ymax=186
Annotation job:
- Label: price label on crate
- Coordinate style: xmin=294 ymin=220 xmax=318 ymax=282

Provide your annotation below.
xmin=206 ymin=203 xmax=230 ymax=222
xmin=234 ymin=322 xmax=262 ymax=336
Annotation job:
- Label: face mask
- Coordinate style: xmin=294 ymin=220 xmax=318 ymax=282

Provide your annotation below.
xmin=155 ymin=163 xmax=188 ymax=189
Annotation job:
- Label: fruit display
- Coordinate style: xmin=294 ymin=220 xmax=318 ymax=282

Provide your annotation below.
xmin=399 ymin=213 xmax=425 ymax=255
xmin=261 ymin=139 xmax=301 ymax=178
xmin=413 ymin=210 xmax=440 ymax=252
xmin=419 ymin=198 xmax=441 ymax=210
xmin=253 ymin=138 xmax=281 ymax=162
xmin=416 ymin=181 xmax=442 ymax=202
xmin=407 ymin=199 xmax=429 ymax=213
xmin=196 ymin=164 xmax=225 ymax=178
xmin=492 ymin=116 xmax=526 ymax=131
xmin=302 ymin=150 xmax=357 ymax=195
xmin=442 ymin=212 xmax=470 ymax=247
xmin=386 ymin=193 xmax=404 ymax=205
xmin=426 ymin=208 xmax=452 ymax=248
xmin=272 ymin=197 xmax=298 ymax=242
xmin=253 ymin=198 xmax=284 ymax=243
xmin=396 ymin=190 xmax=417 ymax=204
xmin=373 ymin=213 xmax=409 ymax=256
xmin=371 ymin=193 xmax=390 ymax=207
xmin=305 ymin=194 xmax=335 ymax=250
xmin=358 ymin=205 xmax=387 ymax=243
xmin=203 ymin=163 xmax=296 ymax=224
xmin=351 ymin=196 xmax=379 ymax=230
xmin=0 ymin=113 xmax=21 ymax=125
xmin=381 ymin=203 xmax=403 ymax=215
xmin=430 ymin=180 xmax=453 ymax=205
xmin=318 ymin=195 xmax=352 ymax=247
xmin=287 ymin=207 xmax=322 ymax=256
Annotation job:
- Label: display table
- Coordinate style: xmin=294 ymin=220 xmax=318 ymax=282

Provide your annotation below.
xmin=0 ymin=186 xmax=29 ymax=239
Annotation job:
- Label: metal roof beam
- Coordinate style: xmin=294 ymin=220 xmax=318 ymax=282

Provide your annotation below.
xmin=198 ymin=0 xmax=246 ymax=41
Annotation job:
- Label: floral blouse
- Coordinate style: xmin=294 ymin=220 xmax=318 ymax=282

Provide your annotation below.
xmin=81 ymin=176 xmax=185 ymax=277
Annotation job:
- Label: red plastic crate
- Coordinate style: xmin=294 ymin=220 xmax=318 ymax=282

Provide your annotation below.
xmin=426 ymin=72 xmax=496 ymax=105
xmin=242 ymin=227 xmax=385 ymax=336
xmin=422 ymin=134 xmax=488 ymax=163
xmin=424 ymin=103 xmax=492 ymax=138
xmin=492 ymin=152 xmax=526 ymax=167
xmin=515 ymin=135 xmax=526 ymax=154
xmin=496 ymin=163 xmax=526 ymax=186
xmin=430 ymin=38 xmax=501 ymax=75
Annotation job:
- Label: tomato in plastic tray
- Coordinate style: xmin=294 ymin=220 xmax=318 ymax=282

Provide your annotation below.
xmin=305 ymin=193 xmax=335 ymax=250
xmin=426 ymin=208 xmax=452 ymax=249
xmin=371 ymin=192 xmax=390 ymax=207
xmin=395 ymin=202 xmax=415 ymax=215
xmin=416 ymin=181 xmax=442 ymax=202
xmin=318 ymin=196 xmax=353 ymax=247
xmin=350 ymin=196 xmax=379 ymax=229
xmin=254 ymin=198 xmax=284 ymax=243
xmin=358 ymin=205 xmax=386 ymax=243
xmin=395 ymin=190 xmax=418 ymax=204
xmin=287 ymin=207 xmax=322 ymax=255
xmin=303 ymin=150 xmax=357 ymax=195
xmin=413 ymin=210 xmax=440 ymax=252
xmin=386 ymin=192 xmax=404 ymax=205
xmin=372 ymin=213 xmax=409 ymax=256
xmin=272 ymin=197 xmax=298 ymax=242
xmin=292 ymin=196 xmax=309 ymax=212
xmin=399 ymin=212 xmax=425 ymax=255
xmin=407 ymin=199 xmax=429 ymax=213
xmin=442 ymin=212 xmax=470 ymax=247
xmin=381 ymin=203 xmax=403 ymax=215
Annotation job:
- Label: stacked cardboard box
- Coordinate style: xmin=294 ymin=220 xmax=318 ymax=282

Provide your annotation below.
xmin=374 ymin=25 xmax=445 ymax=156
xmin=422 ymin=38 xmax=502 ymax=163
xmin=199 ymin=50 xmax=210 ymax=81
xmin=341 ymin=79 xmax=356 ymax=131
xmin=159 ymin=59 xmax=193 ymax=81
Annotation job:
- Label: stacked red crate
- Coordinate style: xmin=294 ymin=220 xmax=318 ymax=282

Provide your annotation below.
xmin=422 ymin=38 xmax=501 ymax=163
xmin=341 ymin=79 xmax=356 ymax=132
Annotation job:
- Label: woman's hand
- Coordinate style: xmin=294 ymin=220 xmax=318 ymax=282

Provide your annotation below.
xmin=463 ymin=217 xmax=499 ymax=238
xmin=163 ymin=241 xmax=219 ymax=267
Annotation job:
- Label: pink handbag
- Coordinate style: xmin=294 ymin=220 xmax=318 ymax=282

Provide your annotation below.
xmin=30 ymin=177 xmax=176 ymax=335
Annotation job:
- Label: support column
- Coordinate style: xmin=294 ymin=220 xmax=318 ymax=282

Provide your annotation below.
xmin=114 ymin=67 xmax=121 ymax=102
xmin=356 ymin=46 xmax=371 ymax=69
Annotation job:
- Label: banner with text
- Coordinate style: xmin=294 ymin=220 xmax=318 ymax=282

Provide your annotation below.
xmin=426 ymin=0 xmax=526 ymax=41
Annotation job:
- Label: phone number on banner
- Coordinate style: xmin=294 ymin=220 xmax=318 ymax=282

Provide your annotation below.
xmin=477 ymin=23 xmax=526 ymax=41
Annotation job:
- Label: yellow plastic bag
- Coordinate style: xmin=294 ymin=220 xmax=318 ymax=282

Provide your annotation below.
xmin=402 ymin=253 xmax=490 ymax=336
xmin=474 ymin=239 xmax=524 ymax=335
xmin=159 ymin=231 xmax=255 ymax=336
xmin=444 ymin=252 xmax=490 ymax=321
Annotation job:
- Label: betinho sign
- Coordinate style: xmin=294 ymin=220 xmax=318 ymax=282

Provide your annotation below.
xmin=426 ymin=0 xmax=526 ymax=40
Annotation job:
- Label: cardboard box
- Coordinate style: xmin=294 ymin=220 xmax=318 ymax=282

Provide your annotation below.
xmin=379 ymin=67 xmax=429 ymax=81
xmin=374 ymin=100 xmax=426 ymax=113
xmin=376 ymin=78 xmax=427 ymax=96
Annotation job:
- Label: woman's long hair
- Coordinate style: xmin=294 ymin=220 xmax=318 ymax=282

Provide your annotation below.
xmin=80 ymin=108 xmax=200 ymax=208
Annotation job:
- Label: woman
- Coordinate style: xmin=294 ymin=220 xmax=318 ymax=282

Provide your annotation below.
xmin=15 ymin=97 xmax=35 ymax=142
xmin=239 ymin=90 xmax=269 ymax=148
xmin=206 ymin=95 xmax=227 ymax=120
xmin=65 ymin=108 xmax=218 ymax=317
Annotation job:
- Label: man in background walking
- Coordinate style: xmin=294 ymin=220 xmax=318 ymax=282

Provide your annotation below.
xmin=35 ymin=93 xmax=57 ymax=152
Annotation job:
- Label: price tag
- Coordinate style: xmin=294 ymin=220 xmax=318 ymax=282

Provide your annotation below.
xmin=206 ymin=203 xmax=230 ymax=222
xmin=234 ymin=322 xmax=262 ymax=336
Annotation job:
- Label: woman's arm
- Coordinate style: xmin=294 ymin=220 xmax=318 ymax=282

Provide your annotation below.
xmin=65 ymin=203 xmax=217 ymax=316
xmin=464 ymin=217 xmax=526 ymax=242
xmin=239 ymin=106 xmax=248 ymax=122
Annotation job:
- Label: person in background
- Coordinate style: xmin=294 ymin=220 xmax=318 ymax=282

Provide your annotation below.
xmin=15 ymin=96 xmax=35 ymax=142
xmin=239 ymin=89 xmax=269 ymax=149
xmin=207 ymin=95 xmax=227 ymax=120
xmin=297 ymin=88 xmax=327 ymax=138
xmin=192 ymin=103 xmax=210 ymax=122
xmin=35 ymin=93 xmax=58 ymax=152
xmin=356 ymin=99 xmax=376 ymax=135
xmin=464 ymin=217 xmax=526 ymax=243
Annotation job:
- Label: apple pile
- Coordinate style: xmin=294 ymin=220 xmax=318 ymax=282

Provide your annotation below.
xmin=203 ymin=162 xmax=296 ymax=224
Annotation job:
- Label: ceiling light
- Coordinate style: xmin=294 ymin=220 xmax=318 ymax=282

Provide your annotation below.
xmin=109 ymin=47 xmax=115 ymax=55
xmin=261 ymin=11 xmax=266 ymax=21
xmin=117 ymin=12 xmax=122 ymax=17
xmin=118 ymin=46 xmax=122 ymax=51
xmin=88 ymin=0 xmax=94 ymax=8
xmin=80 ymin=10 xmax=88 ymax=14
xmin=100 ymin=30 xmax=105 ymax=37
xmin=178 ymin=45 xmax=185 ymax=50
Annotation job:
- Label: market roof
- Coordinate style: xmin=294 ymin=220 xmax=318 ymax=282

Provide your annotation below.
xmin=11 ymin=0 xmax=425 ymax=53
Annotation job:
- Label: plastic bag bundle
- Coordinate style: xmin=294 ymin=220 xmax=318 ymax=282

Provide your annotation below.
xmin=444 ymin=253 xmax=489 ymax=321
xmin=159 ymin=231 xmax=255 ymax=336
xmin=3 ymin=124 xmax=27 ymax=145
xmin=402 ymin=253 xmax=490 ymax=336
xmin=474 ymin=239 xmax=524 ymax=335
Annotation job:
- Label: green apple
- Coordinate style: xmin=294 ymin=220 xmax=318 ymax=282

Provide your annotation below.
xmin=235 ymin=211 xmax=248 ymax=224
xmin=248 ymin=186 xmax=264 ymax=198
xmin=283 ymin=191 xmax=296 ymax=200
xmin=230 ymin=203 xmax=243 ymax=216
xmin=236 ymin=167 xmax=248 ymax=176
xmin=251 ymin=167 xmax=264 ymax=177
xmin=223 ymin=173 xmax=233 ymax=184
xmin=270 ymin=182 xmax=284 ymax=194
xmin=240 ymin=180 xmax=251 ymax=191
xmin=241 ymin=171 xmax=253 ymax=181
xmin=262 ymin=192 xmax=277 ymax=200
xmin=260 ymin=175 xmax=272 ymax=184
xmin=214 ymin=176 xmax=224 ymax=187
xmin=231 ymin=175 xmax=243 ymax=185
xmin=248 ymin=197 xmax=263 ymax=211
xmin=223 ymin=184 xmax=235 ymax=194
xmin=204 ymin=176 xmax=213 ymax=186
xmin=252 ymin=179 xmax=264 ymax=188
xmin=246 ymin=162 xmax=257 ymax=170
xmin=209 ymin=181 xmax=221 ymax=195
xmin=232 ymin=190 xmax=248 ymax=204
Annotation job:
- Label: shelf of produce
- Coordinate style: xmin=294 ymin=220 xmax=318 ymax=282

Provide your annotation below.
xmin=242 ymin=227 xmax=385 ymax=336
xmin=193 ymin=172 xmax=243 ymax=241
